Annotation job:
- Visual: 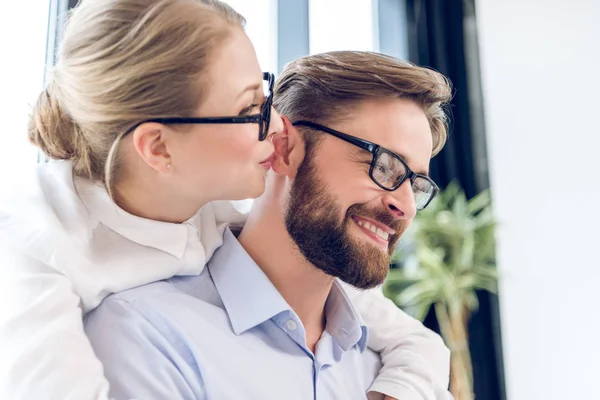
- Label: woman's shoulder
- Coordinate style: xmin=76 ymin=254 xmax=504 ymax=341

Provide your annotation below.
xmin=0 ymin=160 xmax=94 ymax=265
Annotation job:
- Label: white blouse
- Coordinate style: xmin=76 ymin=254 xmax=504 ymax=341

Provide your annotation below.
xmin=0 ymin=160 xmax=450 ymax=400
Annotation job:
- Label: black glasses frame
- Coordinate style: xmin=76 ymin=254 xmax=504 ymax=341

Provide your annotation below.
xmin=123 ymin=72 xmax=275 ymax=141
xmin=292 ymin=120 xmax=439 ymax=210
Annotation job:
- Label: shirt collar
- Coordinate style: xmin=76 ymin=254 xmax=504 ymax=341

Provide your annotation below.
xmin=74 ymin=175 xmax=190 ymax=258
xmin=326 ymin=281 xmax=369 ymax=352
xmin=208 ymin=229 xmax=368 ymax=353
xmin=208 ymin=229 xmax=290 ymax=335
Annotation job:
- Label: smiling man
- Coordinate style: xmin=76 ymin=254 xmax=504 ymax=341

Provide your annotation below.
xmin=84 ymin=51 xmax=453 ymax=400
xmin=267 ymin=51 xmax=448 ymax=294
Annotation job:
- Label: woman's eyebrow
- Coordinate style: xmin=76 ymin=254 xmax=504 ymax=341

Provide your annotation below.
xmin=236 ymin=82 xmax=261 ymax=99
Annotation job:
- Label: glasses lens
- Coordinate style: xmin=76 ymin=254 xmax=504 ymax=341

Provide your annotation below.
xmin=259 ymin=75 xmax=273 ymax=141
xmin=412 ymin=176 xmax=435 ymax=210
xmin=372 ymin=151 xmax=436 ymax=210
xmin=372 ymin=152 xmax=407 ymax=189
xmin=262 ymin=78 xmax=270 ymax=98
xmin=259 ymin=99 xmax=272 ymax=141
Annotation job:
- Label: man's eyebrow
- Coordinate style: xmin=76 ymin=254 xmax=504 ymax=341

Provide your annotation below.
xmin=237 ymin=83 xmax=261 ymax=99
xmin=387 ymin=147 xmax=430 ymax=176
xmin=344 ymin=136 xmax=430 ymax=176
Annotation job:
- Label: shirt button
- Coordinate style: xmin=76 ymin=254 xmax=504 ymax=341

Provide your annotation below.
xmin=286 ymin=320 xmax=298 ymax=331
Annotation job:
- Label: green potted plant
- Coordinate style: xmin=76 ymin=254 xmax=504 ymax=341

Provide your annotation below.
xmin=383 ymin=182 xmax=498 ymax=400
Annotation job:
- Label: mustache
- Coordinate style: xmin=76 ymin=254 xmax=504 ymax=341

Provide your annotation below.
xmin=345 ymin=203 xmax=404 ymax=233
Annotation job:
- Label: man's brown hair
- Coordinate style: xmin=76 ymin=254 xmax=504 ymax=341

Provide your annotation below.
xmin=273 ymin=51 xmax=452 ymax=155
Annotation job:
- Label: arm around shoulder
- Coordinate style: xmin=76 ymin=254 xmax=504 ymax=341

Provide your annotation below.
xmin=84 ymin=296 xmax=207 ymax=400
xmin=345 ymin=285 xmax=451 ymax=400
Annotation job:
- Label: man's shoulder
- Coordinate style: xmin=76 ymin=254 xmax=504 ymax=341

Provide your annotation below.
xmin=104 ymin=269 xmax=217 ymax=310
xmin=108 ymin=280 xmax=181 ymax=306
xmin=83 ymin=276 xmax=214 ymax=399
xmin=87 ymin=270 xmax=226 ymax=334
xmin=84 ymin=281 xmax=179 ymax=331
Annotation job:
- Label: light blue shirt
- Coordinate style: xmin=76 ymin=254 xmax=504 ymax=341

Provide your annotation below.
xmin=84 ymin=229 xmax=382 ymax=400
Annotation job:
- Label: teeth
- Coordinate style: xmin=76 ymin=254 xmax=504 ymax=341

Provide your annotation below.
xmin=355 ymin=218 xmax=390 ymax=241
xmin=376 ymin=228 xmax=390 ymax=241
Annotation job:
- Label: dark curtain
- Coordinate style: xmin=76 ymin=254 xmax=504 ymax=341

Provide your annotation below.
xmin=405 ymin=1 xmax=506 ymax=400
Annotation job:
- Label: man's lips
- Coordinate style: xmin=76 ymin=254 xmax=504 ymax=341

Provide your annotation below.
xmin=351 ymin=215 xmax=396 ymax=234
xmin=351 ymin=215 xmax=396 ymax=247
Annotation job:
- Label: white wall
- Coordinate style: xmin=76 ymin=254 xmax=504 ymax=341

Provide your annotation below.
xmin=476 ymin=0 xmax=600 ymax=399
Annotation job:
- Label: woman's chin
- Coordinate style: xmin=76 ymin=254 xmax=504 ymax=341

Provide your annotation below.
xmin=233 ymin=181 xmax=265 ymax=202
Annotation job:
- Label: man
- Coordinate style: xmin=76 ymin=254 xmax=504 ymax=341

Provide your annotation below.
xmin=84 ymin=51 xmax=453 ymax=399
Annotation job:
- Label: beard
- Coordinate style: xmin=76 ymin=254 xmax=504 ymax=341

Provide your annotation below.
xmin=284 ymin=154 xmax=404 ymax=290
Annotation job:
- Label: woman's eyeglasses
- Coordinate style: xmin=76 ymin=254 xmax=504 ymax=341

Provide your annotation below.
xmin=124 ymin=72 xmax=275 ymax=141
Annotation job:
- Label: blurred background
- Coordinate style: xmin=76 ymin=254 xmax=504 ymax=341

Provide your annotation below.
xmin=0 ymin=0 xmax=598 ymax=399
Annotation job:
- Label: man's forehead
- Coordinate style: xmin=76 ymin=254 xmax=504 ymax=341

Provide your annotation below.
xmin=327 ymin=98 xmax=433 ymax=170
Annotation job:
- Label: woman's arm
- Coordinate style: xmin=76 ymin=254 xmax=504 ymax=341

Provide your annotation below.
xmin=345 ymin=285 xmax=451 ymax=400
xmin=0 ymin=246 xmax=110 ymax=400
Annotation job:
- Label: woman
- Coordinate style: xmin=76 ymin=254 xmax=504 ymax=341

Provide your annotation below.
xmin=0 ymin=1 xmax=448 ymax=399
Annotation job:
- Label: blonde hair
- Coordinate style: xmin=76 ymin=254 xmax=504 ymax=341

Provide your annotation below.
xmin=28 ymin=0 xmax=245 ymax=193
xmin=274 ymin=51 xmax=452 ymax=155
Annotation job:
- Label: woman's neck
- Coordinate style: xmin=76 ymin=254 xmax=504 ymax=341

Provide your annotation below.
xmin=114 ymin=176 xmax=207 ymax=224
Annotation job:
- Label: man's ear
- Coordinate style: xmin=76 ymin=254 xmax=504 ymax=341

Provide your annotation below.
xmin=131 ymin=123 xmax=172 ymax=173
xmin=271 ymin=116 xmax=305 ymax=179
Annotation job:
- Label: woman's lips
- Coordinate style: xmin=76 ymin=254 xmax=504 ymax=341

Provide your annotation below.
xmin=259 ymin=151 xmax=276 ymax=170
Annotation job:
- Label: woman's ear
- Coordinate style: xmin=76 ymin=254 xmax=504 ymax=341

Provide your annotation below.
xmin=271 ymin=116 xmax=305 ymax=179
xmin=131 ymin=123 xmax=172 ymax=173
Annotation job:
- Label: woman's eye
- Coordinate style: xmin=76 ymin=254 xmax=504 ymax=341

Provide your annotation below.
xmin=239 ymin=104 xmax=259 ymax=116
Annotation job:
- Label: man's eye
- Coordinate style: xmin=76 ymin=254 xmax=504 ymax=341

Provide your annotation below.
xmin=413 ymin=178 xmax=432 ymax=193
xmin=239 ymin=104 xmax=259 ymax=116
xmin=375 ymin=163 xmax=391 ymax=174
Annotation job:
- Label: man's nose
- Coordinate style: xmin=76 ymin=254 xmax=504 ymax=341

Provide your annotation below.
xmin=381 ymin=180 xmax=417 ymax=220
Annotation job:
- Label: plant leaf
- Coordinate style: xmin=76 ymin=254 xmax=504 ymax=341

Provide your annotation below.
xmin=382 ymin=182 xmax=500 ymax=329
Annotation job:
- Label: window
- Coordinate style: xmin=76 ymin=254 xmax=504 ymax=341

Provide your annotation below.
xmin=225 ymin=0 xmax=278 ymax=74
xmin=0 ymin=1 xmax=51 ymax=191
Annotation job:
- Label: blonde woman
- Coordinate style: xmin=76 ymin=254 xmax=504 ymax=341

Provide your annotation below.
xmin=0 ymin=1 xmax=449 ymax=400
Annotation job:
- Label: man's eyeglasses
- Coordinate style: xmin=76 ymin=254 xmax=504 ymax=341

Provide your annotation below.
xmin=292 ymin=120 xmax=439 ymax=211
xmin=123 ymin=72 xmax=275 ymax=141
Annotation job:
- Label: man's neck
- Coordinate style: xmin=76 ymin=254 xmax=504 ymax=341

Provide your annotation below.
xmin=237 ymin=195 xmax=333 ymax=352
